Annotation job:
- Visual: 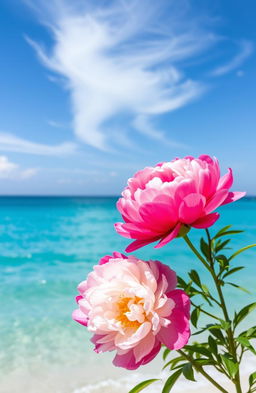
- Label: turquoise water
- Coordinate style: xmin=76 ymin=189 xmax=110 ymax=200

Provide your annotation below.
xmin=0 ymin=197 xmax=256 ymax=392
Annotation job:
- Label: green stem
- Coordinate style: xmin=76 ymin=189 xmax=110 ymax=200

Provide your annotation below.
xmin=190 ymin=301 xmax=222 ymax=321
xmin=184 ymin=232 xmax=243 ymax=393
xmin=205 ymin=229 xmax=242 ymax=393
xmin=184 ymin=235 xmax=212 ymax=273
xmin=178 ymin=349 xmax=229 ymax=393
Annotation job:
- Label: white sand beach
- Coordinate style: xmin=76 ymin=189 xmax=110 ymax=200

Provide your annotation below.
xmin=1 ymin=351 xmax=254 ymax=393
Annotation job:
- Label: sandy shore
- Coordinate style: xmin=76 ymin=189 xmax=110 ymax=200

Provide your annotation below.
xmin=1 ymin=351 xmax=254 ymax=393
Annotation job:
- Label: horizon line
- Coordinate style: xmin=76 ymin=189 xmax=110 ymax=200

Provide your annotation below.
xmin=0 ymin=195 xmax=255 ymax=198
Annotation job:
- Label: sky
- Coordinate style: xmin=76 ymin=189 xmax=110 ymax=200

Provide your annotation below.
xmin=0 ymin=0 xmax=255 ymax=195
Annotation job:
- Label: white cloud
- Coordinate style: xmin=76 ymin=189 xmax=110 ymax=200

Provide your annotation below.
xmin=0 ymin=132 xmax=77 ymax=156
xmin=211 ymin=40 xmax=253 ymax=76
xmin=26 ymin=0 xmax=216 ymax=150
xmin=47 ymin=120 xmax=67 ymax=128
xmin=0 ymin=155 xmax=38 ymax=180
xmin=133 ymin=114 xmax=191 ymax=149
xmin=19 ymin=168 xmax=39 ymax=179
xmin=0 ymin=156 xmax=18 ymax=178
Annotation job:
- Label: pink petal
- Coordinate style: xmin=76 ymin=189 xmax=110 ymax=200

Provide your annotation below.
xmin=221 ymin=191 xmax=246 ymax=206
xmin=167 ymin=289 xmax=190 ymax=319
xmin=157 ymin=308 xmax=190 ymax=350
xmin=125 ymin=239 xmax=156 ymax=252
xmin=72 ymin=309 xmax=88 ymax=326
xmin=139 ymin=201 xmax=178 ymax=232
xmin=217 ymin=168 xmax=233 ymax=190
xmin=140 ymin=340 xmax=161 ymax=366
xmin=115 ymin=322 xmax=151 ymax=350
xmin=205 ymin=189 xmax=229 ymax=214
xmin=76 ymin=295 xmax=83 ymax=303
xmin=198 ymin=154 xmax=214 ymax=165
xmin=133 ymin=334 xmax=156 ymax=363
xmin=115 ymin=222 xmax=157 ymax=240
xmin=114 ymin=222 xmax=133 ymax=239
xmin=174 ymin=179 xmax=197 ymax=204
xmin=99 ymin=252 xmax=127 ymax=265
xmin=152 ymin=261 xmax=177 ymax=292
xmin=192 ymin=212 xmax=219 ymax=228
xmin=154 ymin=223 xmax=181 ymax=249
xmin=117 ymin=198 xmax=139 ymax=222
xmin=112 ymin=340 xmax=161 ymax=369
xmin=77 ymin=280 xmax=88 ymax=295
xmin=179 ymin=193 xmax=205 ymax=224
xmin=113 ymin=350 xmax=138 ymax=370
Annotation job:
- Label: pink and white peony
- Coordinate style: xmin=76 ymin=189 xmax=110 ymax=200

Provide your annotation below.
xmin=72 ymin=253 xmax=190 ymax=370
xmin=115 ymin=155 xmax=245 ymax=252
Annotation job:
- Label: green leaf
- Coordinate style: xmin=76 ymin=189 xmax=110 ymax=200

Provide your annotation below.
xmin=229 ymin=244 xmax=256 ymax=261
xmin=236 ymin=336 xmax=256 ymax=355
xmin=249 ymin=372 xmax=256 ymax=386
xmin=185 ymin=345 xmax=213 ymax=358
xmin=208 ymin=335 xmax=218 ymax=355
xmin=216 ymin=254 xmax=229 ymax=270
xmin=220 ymin=354 xmax=239 ymax=378
xmin=129 ymin=379 xmax=160 ymax=393
xmin=201 ymin=284 xmax=210 ymax=295
xmin=189 ymin=270 xmax=202 ymax=287
xmin=219 ymin=319 xmax=231 ymax=331
xmin=177 ymin=276 xmax=187 ymax=289
xmin=208 ymin=325 xmax=226 ymax=344
xmin=163 ymin=348 xmax=170 ymax=361
xmin=215 ymin=239 xmax=231 ymax=253
xmin=194 ymin=358 xmax=216 ymax=366
xmin=182 ymin=363 xmax=196 ymax=381
xmin=191 ymin=307 xmax=201 ymax=328
xmin=227 ymin=282 xmax=251 ymax=294
xmin=214 ymin=227 xmax=243 ymax=239
xmin=214 ymin=225 xmax=232 ymax=239
xmin=222 ymin=266 xmax=245 ymax=279
xmin=243 ymin=326 xmax=256 ymax=339
xmin=162 ymin=369 xmax=182 ymax=393
xmin=234 ymin=303 xmax=256 ymax=327
xmin=200 ymin=238 xmax=210 ymax=259
xmin=162 ymin=356 xmax=184 ymax=371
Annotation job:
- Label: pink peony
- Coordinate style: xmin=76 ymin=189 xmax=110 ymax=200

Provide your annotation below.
xmin=115 ymin=155 xmax=245 ymax=252
xmin=72 ymin=253 xmax=190 ymax=370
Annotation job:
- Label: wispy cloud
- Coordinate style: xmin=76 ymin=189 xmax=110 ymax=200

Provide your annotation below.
xmin=211 ymin=40 xmax=253 ymax=76
xmin=0 ymin=155 xmax=38 ymax=179
xmin=26 ymin=0 xmax=216 ymax=150
xmin=0 ymin=155 xmax=18 ymax=178
xmin=133 ymin=115 xmax=189 ymax=148
xmin=0 ymin=132 xmax=77 ymax=156
xmin=47 ymin=120 xmax=68 ymax=129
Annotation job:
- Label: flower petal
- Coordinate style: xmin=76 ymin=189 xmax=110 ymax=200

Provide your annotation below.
xmin=157 ymin=309 xmax=190 ymax=350
xmin=154 ymin=223 xmax=181 ymax=249
xmin=133 ymin=334 xmax=156 ymax=363
xmin=167 ymin=289 xmax=190 ymax=319
xmin=221 ymin=191 xmax=246 ymax=206
xmin=192 ymin=212 xmax=220 ymax=228
xmin=205 ymin=189 xmax=229 ymax=214
xmin=125 ymin=239 xmax=156 ymax=252
xmin=139 ymin=201 xmax=178 ymax=232
xmin=179 ymin=193 xmax=205 ymax=224
xmin=217 ymin=168 xmax=233 ymax=190
xmin=72 ymin=309 xmax=88 ymax=326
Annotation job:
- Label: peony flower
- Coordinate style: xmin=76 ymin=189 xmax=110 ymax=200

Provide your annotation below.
xmin=115 ymin=155 xmax=245 ymax=252
xmin=72 ymin=253 xmax=190 ymax=370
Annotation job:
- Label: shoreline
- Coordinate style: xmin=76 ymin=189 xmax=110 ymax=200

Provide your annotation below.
xmin=1 ymin=351 xmax=254 ymax=393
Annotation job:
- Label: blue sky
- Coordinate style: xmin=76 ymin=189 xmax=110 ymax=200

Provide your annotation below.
xmin=0 ymin=0 xmax=255 ymax=195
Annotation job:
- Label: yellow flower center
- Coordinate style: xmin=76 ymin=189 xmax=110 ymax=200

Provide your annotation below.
xmin=116 ymin=296 xmax=144 ymax=328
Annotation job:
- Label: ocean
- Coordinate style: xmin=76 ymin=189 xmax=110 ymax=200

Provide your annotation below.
xmin=0 ymin=196 xmax=255 ymax=393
